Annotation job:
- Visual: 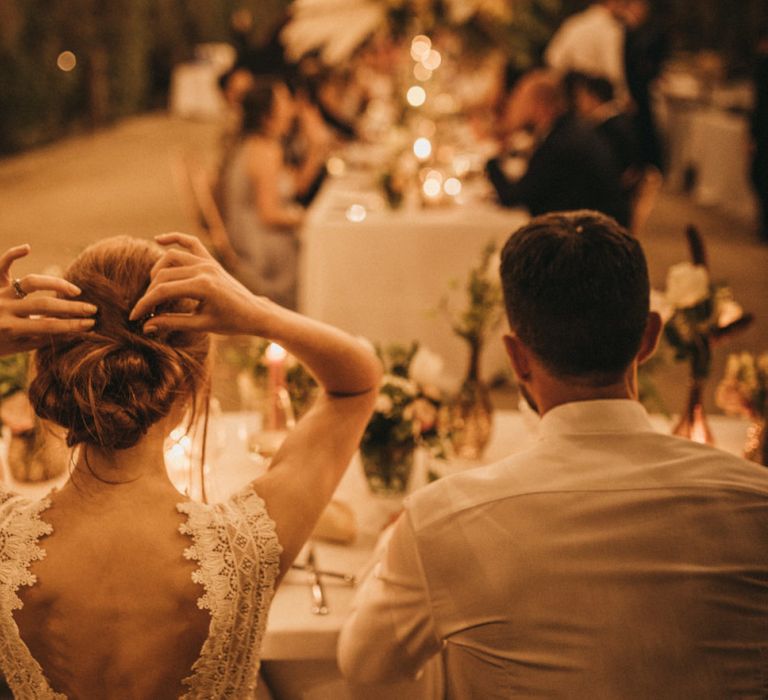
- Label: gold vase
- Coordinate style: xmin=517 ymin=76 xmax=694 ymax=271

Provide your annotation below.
xmin=672 ymin=378 xmax=714 ymax=445
xmin=450 ymin=342 xmax=494 ymax=460
xmin=743 ymin=418 xmax=768 ymax=466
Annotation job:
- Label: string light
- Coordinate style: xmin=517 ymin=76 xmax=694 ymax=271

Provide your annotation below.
xmin=413 ymin=137 xmax=432 ymax=160
xmin=406 ymin=85 xmax=426 ymax=107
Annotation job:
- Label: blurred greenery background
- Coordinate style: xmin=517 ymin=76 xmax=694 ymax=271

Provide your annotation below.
xmin=0 ymin=0 xmax=765 ymax=155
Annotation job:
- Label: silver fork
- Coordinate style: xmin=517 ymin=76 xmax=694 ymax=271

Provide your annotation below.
xmin=306 ymin=547 xmax=329 ymax=615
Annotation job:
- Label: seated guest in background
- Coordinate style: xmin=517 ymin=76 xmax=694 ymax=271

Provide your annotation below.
xmin=571 ymin=72 xmax=643 ymax=191
xmin=338 ymin=210 xmax=768 ymax=697
xmin=545 ymin=0 xmax=627 ymax=98
xmin=0 ymin=234 xmax=380 ymax=697
xmin=486 ymin=70 xmax=630 ymax=226
xmin=622 ymin=0 xmax=669 ymax=172
xmin=222 ymin=80 xmax=329 ymax=309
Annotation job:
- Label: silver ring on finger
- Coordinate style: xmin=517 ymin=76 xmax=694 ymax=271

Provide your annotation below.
xmin=12 ymin=278 xmax=27 ymax=299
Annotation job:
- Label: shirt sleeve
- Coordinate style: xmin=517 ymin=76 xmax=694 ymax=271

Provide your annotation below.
xmin=337 ymin=510 xmax=442 ymax=684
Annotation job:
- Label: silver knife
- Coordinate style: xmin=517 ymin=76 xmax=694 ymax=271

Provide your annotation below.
xmin=306 ymin=547 xmax=329 ymax=615
xmin=291 ymin=563 xmax=356 ymax=585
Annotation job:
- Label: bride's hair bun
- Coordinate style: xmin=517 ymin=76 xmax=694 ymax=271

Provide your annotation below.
xmin=28 ymin=236 xmax=210 ymax=450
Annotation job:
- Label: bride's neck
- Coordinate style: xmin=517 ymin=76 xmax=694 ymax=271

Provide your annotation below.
xmin=69 ymin=419 xmax=175 ymax=493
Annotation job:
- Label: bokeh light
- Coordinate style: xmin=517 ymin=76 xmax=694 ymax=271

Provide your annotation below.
xmin=57 ymin=51 xmax=77 ymax=72
xmin=413 ymin=137 xmax=432 ymax=160
xmin=410 ymin=35 xmax=431 ymax=62
xmin=423 ymin=178 xmax=442 ymax=198
xmin=421 ymin=49 xmax=442 ymax=71
xmin=413 ymin=63 xmax=432 ymax=81
xmin=444 ymin=177 xmax=462 ymax=196
xmin=346 ymin=204 xmax=367 ymax=222
xmin=406 ymin=85 xmax=427 ymax=107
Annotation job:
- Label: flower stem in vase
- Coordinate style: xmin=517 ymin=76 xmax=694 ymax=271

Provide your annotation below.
xmin=450 ymin=341 xmax=494 ymax=460
xmin=672 ymin=378 xmax=714 ymax=445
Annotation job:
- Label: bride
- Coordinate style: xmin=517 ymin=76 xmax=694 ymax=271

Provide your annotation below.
xmin=0 ymin=233 xmax=380 ymax=698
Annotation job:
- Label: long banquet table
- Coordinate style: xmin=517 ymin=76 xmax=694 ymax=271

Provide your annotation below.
xmin=298 ymin=172 xmax=528 ymax=383
xmin=1 ymin=409 xmax=753 ymax=699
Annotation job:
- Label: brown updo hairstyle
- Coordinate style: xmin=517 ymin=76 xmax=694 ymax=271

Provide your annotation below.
xmin=28 ymin=236 xmax=210 ymax=451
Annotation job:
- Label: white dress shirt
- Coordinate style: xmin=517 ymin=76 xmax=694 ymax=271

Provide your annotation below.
xmin=338 ymin=400 xmax=768 ymax=699
xmin=545 ymin=4 xmax=626 ymax=94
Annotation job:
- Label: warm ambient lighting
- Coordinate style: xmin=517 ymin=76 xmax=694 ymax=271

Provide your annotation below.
xmin=265 ymin=342 xmax=288 ymax=363
xmin=406 ymin=85 xmax=426 ymax=107
xmin=413 ymin=63 xmax=432 ymax=81
xmin=410 ymin=35 xmax=431 ymax=62
xmin=422 ymin=178 xmax=442 ymax=198
xmin=327 ymin=156 xmax=346 ymax=176
xmin=421 ymin=49 xmax=442 ymax=71
xmin=346 ymin=204 xmax=367 ymax=222
xmin=57 ymin=51 xmax=77 ymax=72
xmin=413 ymin=137 xmax=432 ymax=160
xmin=444 ymin=177 xmax=462 ymax=196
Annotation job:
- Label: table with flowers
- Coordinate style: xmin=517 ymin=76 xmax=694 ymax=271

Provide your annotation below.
xmin=1 ymin=405 xmax=753 ymax=700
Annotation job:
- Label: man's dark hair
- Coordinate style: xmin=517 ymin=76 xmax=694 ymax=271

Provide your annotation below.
xmin=500 ymin=211 xmax=650 ymax=386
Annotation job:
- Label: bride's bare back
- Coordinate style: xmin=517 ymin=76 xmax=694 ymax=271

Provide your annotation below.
xmin=15 ymin=485 xmax=209 ymax=699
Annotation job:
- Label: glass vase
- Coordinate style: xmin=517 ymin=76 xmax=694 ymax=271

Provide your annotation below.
xmin=743 ymin=418 xmax=768 ymax=467
xmin=360 ymin=441 xmax=416 ymax=495
xmin=450 ymin=342 xmax=494 ymax=460
xmin=672 ymin=378 xmax=714 ymax=445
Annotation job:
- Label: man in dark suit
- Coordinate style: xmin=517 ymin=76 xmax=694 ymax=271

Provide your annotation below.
xmin=571 ymin=73 xmax=643 ymax=194
xmin=623 ymin=0 xmax=668 ymax=171
xmin=486 ymin=70 xmax=630 ymax=227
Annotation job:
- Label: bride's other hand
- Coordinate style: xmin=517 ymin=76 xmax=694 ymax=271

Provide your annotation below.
xmin=129 ymin=232 xmax=272 ymax=336
xmin=0 ymin=244 xmax=97 ymax=356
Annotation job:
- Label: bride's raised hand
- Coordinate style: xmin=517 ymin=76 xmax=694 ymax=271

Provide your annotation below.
xmin=0 ymin=244 xmax=97 ymax=356
xmin=130 ymin=232 xmax=274 ymax=336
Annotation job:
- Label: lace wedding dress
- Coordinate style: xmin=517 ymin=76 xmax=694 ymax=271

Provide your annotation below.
xmin=0 ymin=484 xmax=282 ymax=699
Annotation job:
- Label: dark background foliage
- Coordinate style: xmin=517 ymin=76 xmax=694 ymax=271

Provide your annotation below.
xmin=0 ymin=0 xmax=764 ymax=155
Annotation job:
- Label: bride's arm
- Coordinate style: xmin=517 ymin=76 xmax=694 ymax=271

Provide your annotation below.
xmin=131 ymin=232 xmax=381 ymax=577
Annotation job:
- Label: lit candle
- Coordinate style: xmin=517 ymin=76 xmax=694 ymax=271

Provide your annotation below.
xmin=265 ymin=342 xmax=288 ymax=430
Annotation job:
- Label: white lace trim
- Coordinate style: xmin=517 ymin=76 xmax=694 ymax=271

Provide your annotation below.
xmin=177 ymin=486 xmax=282 ymax=698
xmin=0 ymin=488 xmax=65 ymax=699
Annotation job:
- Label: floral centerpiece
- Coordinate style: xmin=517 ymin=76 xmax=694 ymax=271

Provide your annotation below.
xmin=361 ymin=342 xmax=450 ymax=494
xmin=716 ymin=352 xmax=768 ymax=465
xmin=661 ymin=225 xmax=753 ymax=442
xmin=440 ymin=241 xmax=504 ymax=458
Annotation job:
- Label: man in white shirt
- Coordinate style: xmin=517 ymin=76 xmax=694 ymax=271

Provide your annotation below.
xmin=338 ymin=211 xmax=768 ymax=698
xmin=545 ymin=1 xmax=627 ymax=95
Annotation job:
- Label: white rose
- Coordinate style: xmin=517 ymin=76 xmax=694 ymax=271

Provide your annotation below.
xmin=717 ymin=300 xmax=743 ymax=328
xmin=650 ymin=289 xmax=674 ymax=324
xmin=375 ymin=393 xmax=393 ymax=414
xmin=665 ymin=262 xmax=710 ymax=309
xmin=409 ymin=346 xmax=445 ymax=388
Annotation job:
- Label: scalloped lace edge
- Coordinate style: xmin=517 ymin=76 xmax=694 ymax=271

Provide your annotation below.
xmin=176 ymin=488 xmax=282 ymax=698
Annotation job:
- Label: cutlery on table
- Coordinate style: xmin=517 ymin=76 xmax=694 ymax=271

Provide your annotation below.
xmin=306 ymin=547 xmax=329 ymax=615
xmin=291 ymin=563 xmax=356 ymax=586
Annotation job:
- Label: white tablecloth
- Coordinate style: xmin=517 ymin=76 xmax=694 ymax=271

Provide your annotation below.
xmin=298 ymin=174 xmax=528 ymax=383
xmin=665 ymin=103 xmax=756 ymax=219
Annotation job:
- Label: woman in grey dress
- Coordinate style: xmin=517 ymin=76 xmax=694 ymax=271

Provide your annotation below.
xmin=223 ymin=81 xmax=329 ymax=309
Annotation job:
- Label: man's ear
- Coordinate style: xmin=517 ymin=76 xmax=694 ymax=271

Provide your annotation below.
xmin=503 ymin=333 xmax=532 ymax=382
xmin=638 ymin=311 xmax=662 ymax=365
